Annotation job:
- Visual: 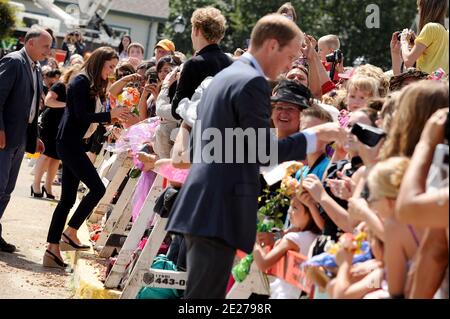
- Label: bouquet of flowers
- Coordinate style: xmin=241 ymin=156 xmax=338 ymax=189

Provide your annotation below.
xmin=117 ymin=87 xmax=140 ymax=116
xmin=232 ymin=162 xmax=304 ymax=283
xmin=280 ymin=162 xmax=304 ymax=197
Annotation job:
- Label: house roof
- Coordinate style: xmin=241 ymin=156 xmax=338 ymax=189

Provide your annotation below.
xmin=55 ymin=0 xmax=169 ymax=20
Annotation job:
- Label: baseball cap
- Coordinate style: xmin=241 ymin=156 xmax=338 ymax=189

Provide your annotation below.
xmin=155 ymin=39 xmax=175 ymax=52
xmin=271 ymin=80 xmax=312 ymax=110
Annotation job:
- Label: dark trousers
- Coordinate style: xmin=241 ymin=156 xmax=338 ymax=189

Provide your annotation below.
xmin=46 ymin=141 xmax=105 ymax=244
xmin=184 ymin=235 xmax=236 ymax=299
xmin=0 ymin=144 xmax=25 ymax=237
xmin=167 ymin=234 xmax=187 ymax=271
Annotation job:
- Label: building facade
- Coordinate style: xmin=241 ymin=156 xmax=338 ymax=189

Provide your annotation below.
xmin=15 ymin=0 xmax=169 ymax=59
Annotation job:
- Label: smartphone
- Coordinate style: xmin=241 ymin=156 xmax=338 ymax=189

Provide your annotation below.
xmin=140 ymin=144 xmax=153 ymax=154
xmin=350 ymin=123 xmax=386 ymax=147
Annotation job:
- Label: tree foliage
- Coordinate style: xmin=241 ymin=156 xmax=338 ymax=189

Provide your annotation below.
xmin=161 ymin=0 xmax=418 ymax=70
xmin=0 ymin=0 xmax=16 ymax=41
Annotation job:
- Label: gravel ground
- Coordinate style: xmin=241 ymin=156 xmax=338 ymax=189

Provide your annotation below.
xmin=0 ymin=157 xmax=73 ymax=299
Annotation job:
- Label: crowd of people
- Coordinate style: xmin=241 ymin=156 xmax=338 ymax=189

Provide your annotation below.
xmin=0 ymin=0 xmax=448 ymax=299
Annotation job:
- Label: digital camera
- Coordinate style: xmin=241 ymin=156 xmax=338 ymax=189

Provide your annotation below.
xmin=396 ymin=31 xmax=414 ymax=44
xmin=147 ymin=71 xmax=158 ymax=85
xmin=351 ymin=123 xmax=386 ymax=147
xmin=326 ymin=49 xmax=343 ymax=64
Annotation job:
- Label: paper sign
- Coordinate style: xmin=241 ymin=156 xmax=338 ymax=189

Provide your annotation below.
xmin=260 ymin=161 xmax=299 ymax=186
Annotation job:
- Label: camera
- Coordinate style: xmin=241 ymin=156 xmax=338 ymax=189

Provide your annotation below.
xmin=147 ymin=71 xmax=158 ymax=85
xmin=326 ymin=49 xmax=343 ymax=64
xmin=396 ymin=31 xmax=414 ymax=44
xmin=351 ymin=123 xmax=386 ymax=147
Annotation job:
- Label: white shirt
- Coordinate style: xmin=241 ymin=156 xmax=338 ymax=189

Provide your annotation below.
xmin=24 ymin=49 xmax=38 ymax=124
xmin=241 ymin=52 xmax=317 ymax=154
xmin=284 ymin=231 xmax=318 ymax=256
xmin=269 ymin=231 xmax=318 ymax=299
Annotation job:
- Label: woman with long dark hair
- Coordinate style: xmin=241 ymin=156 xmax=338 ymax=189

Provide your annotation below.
xmin=43 ymin=47 xmax=130 ymax=268
xmin=118 ymin=35 xmax=132 ymax=61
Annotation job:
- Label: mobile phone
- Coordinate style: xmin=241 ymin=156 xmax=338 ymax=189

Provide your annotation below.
xmin=140 ymin=144 xmax=152 ymax=154
xmin=350 ymin=123 xmax=386 ymax=147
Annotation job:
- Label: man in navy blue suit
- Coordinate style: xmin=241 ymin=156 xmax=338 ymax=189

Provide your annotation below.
xmin=166 ymin=14 xmax=346 ymax=298
xmin=0 ymin=27 xmax=51 ymax=252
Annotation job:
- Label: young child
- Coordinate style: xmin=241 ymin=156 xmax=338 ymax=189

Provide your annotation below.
xmin=326 ymin=229 xmax=389 ymax=299
xmin=318 ymin=34 xmax=342 ymax=82
xmin=346 ymin=76 xmax=379 ymax=112
xmin=127 ymin=42 xmax=145 ymax=68
xmin=253 ymin=197 xmax=321 ymax=299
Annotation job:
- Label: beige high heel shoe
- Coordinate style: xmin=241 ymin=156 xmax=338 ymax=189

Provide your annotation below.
xmin=43 ymin=249 xmax=68 ymax=269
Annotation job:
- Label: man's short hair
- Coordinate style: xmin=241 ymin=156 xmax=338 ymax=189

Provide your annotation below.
xmin=250 ymin=14 xmax=302 ymax=51
xmin=127 ymin=42 xmax=145 ymax=55
xmin=25 ymin=26 xmax=48 ymax=43
xmin=318 ymin=34 xmax=340 ymax=50
xmin=191 ymin=7 xmax=226 ymax=43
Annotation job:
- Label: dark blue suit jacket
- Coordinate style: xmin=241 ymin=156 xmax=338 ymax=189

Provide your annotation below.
xmin=0 ymin=48 xmax=42 ymax=153
xmin=166 ymin=57 xmax=310 ymax=253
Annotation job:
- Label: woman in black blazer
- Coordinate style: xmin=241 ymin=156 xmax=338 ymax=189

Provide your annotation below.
xmin=43 ymin=47 xmax=130 ymax=268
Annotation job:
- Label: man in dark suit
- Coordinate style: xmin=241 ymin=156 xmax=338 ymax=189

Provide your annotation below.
xmin=0 ymin=27 xmax=51 ymax=252
xmin=171 ymin=7 xmax=232 ymax=120
xmin=166 ymin=14 xmax=346 ymax=298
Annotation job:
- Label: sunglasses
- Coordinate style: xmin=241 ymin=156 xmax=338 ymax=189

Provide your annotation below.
xmin=272 ymin=105 xmax=299 ymax=112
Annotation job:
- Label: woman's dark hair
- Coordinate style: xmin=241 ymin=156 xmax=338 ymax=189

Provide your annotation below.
xmin=83 ymin=46 xmax=119 ymax=98
xmin=115 ymin=62 xmax=136 ymax=80
xmin=137 ymin=61 xmax=155 ymax=73
xmin=156 ymin=55 xmax=181 ymax=74
xmin=156 ymin=55 xmax=175 ymax=73
xmin=118 ymin=35 xmax=132 ymax=55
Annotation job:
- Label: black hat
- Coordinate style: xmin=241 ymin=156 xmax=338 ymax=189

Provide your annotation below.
xmin=271 ymin=79 xmax=312 ymax=110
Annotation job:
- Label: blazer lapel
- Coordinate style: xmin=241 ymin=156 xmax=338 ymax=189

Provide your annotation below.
xmin=19 ymin=48 xmax=35 ymax=93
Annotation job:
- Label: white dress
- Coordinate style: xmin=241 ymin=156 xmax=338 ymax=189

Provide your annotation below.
xmin=269 ymin=231 xmax=318 ymax=299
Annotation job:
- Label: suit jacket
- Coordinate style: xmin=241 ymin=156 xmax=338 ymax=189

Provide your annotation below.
xmin=0 ymin=48 xmax=41 ymax=153
xmin=166 ymin=58 xmax=310 ymax=254
xmin=171 ymin=44 xmax=233 ymax=120
xmin=57 ymin=74 xmax=111 ymax=145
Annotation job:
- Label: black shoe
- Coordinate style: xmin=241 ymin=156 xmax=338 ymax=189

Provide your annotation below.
xmin=30 ymin=185 xmax=43 ymax=198
xmin=60 ymin=233 xmax=90 ymax=250
xmin=0 ymin=237 xmax=16 ymax=253
xmin=43 ymin=249 xmax=68 ymax=269
xmin=42 ymin=186 xmax=56 ymax=200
